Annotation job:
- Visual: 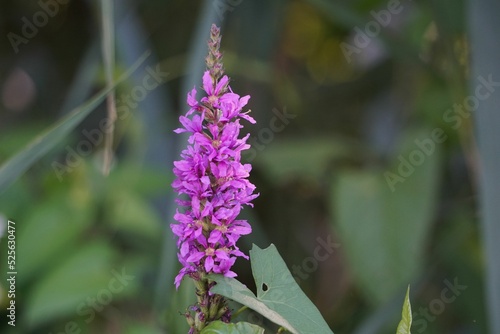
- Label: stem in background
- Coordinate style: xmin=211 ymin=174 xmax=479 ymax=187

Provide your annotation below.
xmin=102 ymin=90 xmax=116 ymax=175
xmin=232 ymin=305 xmax=248 ymax=319
xmin=469 ymin=0 xmax=500 ymax=332
xmin=101 ymin=0 xmax=116 ymax=175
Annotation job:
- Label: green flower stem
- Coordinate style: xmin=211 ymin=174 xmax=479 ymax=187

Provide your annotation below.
xmin=188 ymin=273 xmax=229 ymax=333
xmin=232 ymin=305 xmax=249 ymax=319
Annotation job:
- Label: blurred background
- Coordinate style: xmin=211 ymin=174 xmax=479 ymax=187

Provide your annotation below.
xmin=0 ymin=0 xmax=498 ymax=333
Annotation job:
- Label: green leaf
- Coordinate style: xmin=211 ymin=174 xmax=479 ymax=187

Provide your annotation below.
xmin=396 ymin=286 xmax=412 ymax=334
xmin=209 ymin=244 xmax=333 ymax=334
xmin=332 ymin=128 xmax=441 ymax=304
xmin=201 ymin=321 xmax=265 ymax=334
xmin=0 ymin=50 xmax=151 ymax=195
xmin=16 ymin=192 xmax=93 ymax=286
xmin=24 ymin=241 xmax=118 ymax=327
xmin=106 ymin=190 xmax=162 ymax=240
xmin=253 ymin=136 xmax=353 ymax=185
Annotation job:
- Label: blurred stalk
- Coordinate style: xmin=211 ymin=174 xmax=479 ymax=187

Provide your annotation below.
xmin=101 ymin=0 xmax=116 ymax=175
xmin=468 ymin=1 xmax=500 ymax=333
xmin=429 ymin=1 xmax=478 ymax=188
xmin=0 ymin=50 xmax=150 ymax=194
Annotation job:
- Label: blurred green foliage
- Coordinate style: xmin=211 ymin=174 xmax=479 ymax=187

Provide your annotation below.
xmin=0 ymin=0 xmax=492 ymax=333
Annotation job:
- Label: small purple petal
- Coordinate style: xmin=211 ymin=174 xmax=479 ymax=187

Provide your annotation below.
xmin=202 ymin=71 xmax=213 ymax=95
xmin=205 ymin=256 xmax=214 ymax=272
xmin=208 ymin=230 xmax=222 ymax=244
xmin=186 ymin=251 xmax=204 ymax=263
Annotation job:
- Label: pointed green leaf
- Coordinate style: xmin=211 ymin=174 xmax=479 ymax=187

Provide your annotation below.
xmin=332 ymin=128 xmax=441 ymax=304
xmin=396 ymin=286 xmax=412 ymax=334
xmin=209 ymin=244 xmax=333 ymax=334
xmin=0 ymin=50 xmax=151 ymax=194
xmin=201 ymin=321 xmax=265 ymax=334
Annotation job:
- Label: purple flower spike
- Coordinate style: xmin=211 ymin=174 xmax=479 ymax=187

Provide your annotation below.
xmin=171 ymin=25 xmax=258 ymax=290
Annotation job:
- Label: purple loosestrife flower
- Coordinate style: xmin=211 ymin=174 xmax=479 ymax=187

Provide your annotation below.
xmin=171 ymin=26 xmax=258 ymax=294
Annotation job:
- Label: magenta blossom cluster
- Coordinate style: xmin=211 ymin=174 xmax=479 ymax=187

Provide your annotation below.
xmin=171 ymin=71 xmax=258 ymax=288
